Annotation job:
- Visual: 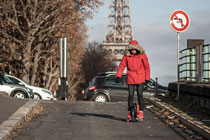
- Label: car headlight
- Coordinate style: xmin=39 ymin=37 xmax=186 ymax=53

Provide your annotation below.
xmin=42 ymin=90 xmax=52 ymax=95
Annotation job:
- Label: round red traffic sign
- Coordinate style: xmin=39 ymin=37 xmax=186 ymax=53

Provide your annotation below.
xmin=169 ymin=10 xmax=190 ymax=32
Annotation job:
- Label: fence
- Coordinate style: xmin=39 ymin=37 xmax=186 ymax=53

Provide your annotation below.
xmin=179 ymin=44 xmax=210 ymax=82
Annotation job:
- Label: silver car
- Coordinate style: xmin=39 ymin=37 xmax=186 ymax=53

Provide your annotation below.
xmin=0 ymin=73 xmax=34 ymax=99
xmin=6 ymin=75 xmax=53 ymax=100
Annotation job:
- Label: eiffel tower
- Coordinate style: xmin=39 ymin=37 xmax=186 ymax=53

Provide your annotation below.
xmin=101 ymin=0 xmax=133 ymax=60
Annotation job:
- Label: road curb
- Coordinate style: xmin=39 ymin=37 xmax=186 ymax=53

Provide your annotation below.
xmin=147 ymin=97 xmax=210 ymax=139
xmin=0 ymin=100 xmax=39 ymax=140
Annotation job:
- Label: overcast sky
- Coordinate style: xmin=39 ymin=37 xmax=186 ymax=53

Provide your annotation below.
xmin=85 ymin=0 xmax=210 ymax=86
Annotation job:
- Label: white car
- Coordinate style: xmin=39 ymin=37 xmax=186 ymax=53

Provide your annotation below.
xmin=6 ymin=75 xmax=53 ymax=100
xmin=0 ymin=74 xmax=34 ymax=99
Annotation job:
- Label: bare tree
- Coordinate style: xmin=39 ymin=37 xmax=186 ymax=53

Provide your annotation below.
xmin=0 ymin=0 xmax=103 ymax=98
xmin=81 ymin=41 xmax=117 ymax=86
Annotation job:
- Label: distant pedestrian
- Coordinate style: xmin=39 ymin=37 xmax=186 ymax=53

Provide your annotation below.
xmin=115 ymin=40 xmax=150 ymax=121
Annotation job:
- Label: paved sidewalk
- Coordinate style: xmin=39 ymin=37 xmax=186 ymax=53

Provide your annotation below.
xmin=0 ymin=94 xmax=39 ymax=140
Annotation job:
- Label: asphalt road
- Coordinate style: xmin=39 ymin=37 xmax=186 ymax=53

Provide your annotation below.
xmin=0 ymin=95 xmax=27 ymax=124
xmin=12 ymin=101 xmax=184 ymax=140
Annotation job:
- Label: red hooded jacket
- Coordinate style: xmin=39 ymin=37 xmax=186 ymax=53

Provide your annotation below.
xmin=116 ymin=41 xmax=150 ymax=84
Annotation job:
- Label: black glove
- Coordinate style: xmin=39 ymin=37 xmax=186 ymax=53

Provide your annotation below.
xmin=145 ymin=80 xmax=150 ymax=84
xmin=116 ymin=77 xmax=121 ymax=83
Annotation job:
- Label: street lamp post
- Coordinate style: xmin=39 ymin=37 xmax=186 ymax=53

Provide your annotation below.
xmin=58 ymin=37 xmax=68 ymax=100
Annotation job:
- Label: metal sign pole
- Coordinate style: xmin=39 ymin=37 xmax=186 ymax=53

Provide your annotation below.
xmin=169 ymin=10 xmax=190 ymax=101
xmin=177 ymin=32 xmax=180 ymax=100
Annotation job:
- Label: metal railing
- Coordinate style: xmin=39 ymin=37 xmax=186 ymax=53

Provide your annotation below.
xmin=179 ymin=48 xmax=196 ymax=81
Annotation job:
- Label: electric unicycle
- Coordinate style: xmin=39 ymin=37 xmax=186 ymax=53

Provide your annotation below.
xmin=127 ymin=103 xmax=143 ymax=122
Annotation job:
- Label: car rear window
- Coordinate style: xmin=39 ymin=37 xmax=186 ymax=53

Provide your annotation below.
xmin=91 ymin=77 xmax=104 ymax=86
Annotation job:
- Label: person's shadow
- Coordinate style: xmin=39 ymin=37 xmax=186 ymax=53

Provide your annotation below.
xmin=69 ymin=112 xmax=126 ymax=122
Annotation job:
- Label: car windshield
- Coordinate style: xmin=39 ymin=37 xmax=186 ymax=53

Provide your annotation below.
xmin=7 ymin=75 xmax=30 ymax=85
xmin=18 ymin=77 xmax=29 ymax=85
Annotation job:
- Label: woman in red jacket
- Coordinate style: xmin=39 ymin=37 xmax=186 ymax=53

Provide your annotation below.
xmin=116 ymin=40 xmax=150 ymax=121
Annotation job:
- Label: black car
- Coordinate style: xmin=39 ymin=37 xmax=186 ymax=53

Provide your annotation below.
xmin=84 ymin=72 xmax=167 ymax=102
xmin=146 ymin=78 xmax=168 ymax=91
xmin=84 ymin=74 xmax=128 ymax=102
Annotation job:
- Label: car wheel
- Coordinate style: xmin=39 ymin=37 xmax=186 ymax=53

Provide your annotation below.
xmin=94 ymin=94 xmax=108 ymax=102
xmin=34 ymin=93 xmax=42 ymax=100
xmin=11 ymin=91 xmax=26 ymax=99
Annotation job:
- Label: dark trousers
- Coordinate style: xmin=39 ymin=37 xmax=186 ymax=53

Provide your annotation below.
xmin=128 ymin=84 xmax=144 ymax=111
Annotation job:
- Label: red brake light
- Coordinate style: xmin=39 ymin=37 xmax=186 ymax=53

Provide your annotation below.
xmin=89 ymin=86 xmax=97 ymax=91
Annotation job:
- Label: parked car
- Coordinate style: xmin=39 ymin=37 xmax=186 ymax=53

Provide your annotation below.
xmin=6 ymin=75 xmax=53 ymax=100
xmin=84 ymin=72 xmax=168 ymax=102
xmin=0 ymin=73 xmax=34 ymax=99
xmin=146 ymin=78 xmax=168 ymax=91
